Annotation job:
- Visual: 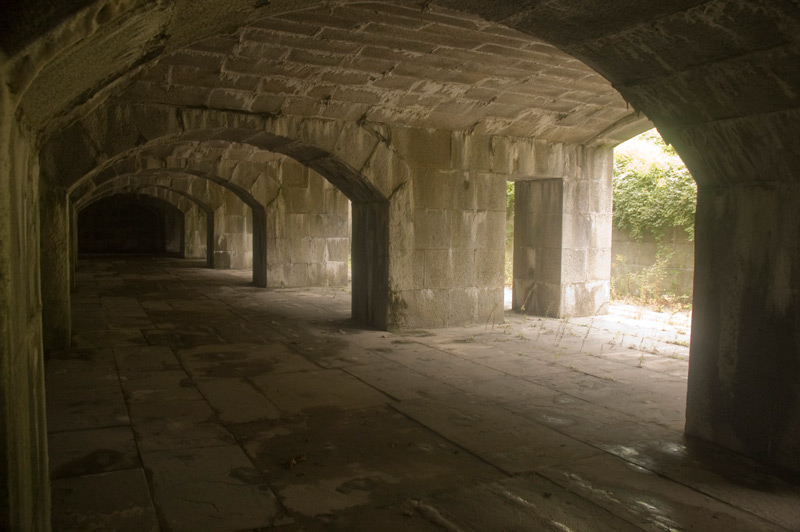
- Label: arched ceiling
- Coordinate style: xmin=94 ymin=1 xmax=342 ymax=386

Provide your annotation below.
xmin=10 ymin=1 xmax=649 ymax=145
xmin=4 ymin=0 xmax=798 ymax=184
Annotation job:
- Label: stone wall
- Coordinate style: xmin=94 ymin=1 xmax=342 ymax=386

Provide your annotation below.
xmin=184 ymin=204 xmax=209 ymax=261
xmin=394 ymin=127 xmax=506 ymax=328
xmin=265 ymin=158 xmax=350 ymax=288
xmin=0 ymin=113 xmax=50 ymax=531
xmin=611 ymin=226 xmax=694 ymax=299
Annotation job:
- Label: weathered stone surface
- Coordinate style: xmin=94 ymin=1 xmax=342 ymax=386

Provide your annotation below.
xmin=3 ymin=1 xmax=800 ymax=529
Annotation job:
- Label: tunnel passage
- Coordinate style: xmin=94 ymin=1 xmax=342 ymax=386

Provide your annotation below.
xmin=3 ymin=2 xmax=800 ymax=531
xmin=77 ymin=194 xmax=184 ymax=256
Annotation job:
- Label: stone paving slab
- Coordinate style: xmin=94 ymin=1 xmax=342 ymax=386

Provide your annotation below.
xmin=51 ymin=469 xmax=159 ymax=532
xmin=71 ymin=327 xmax=148 ymax=348
xmin=504 ymin=395 xmax=682 ymax=450
xmin=48 ymin=426 xmax=140 ymax=479
xmin=49 ymin=259 xmax=800 ymax=531
xmin=120 ymin=369 xmax=205 ymax=403
xmin=45 ymin=359 xmax=120 ymax=390
xmin=538 ymin=453 xmax=791 ymax=532
xmin=195 ymin=377 xmax=283 ymax=423
xmin=600 ymin=439 xmax=800 ymax=531
xmin=114 ymin=345 xmax=181 ymax=372
xmin=425 ymin=473 xmax=644 ymax=532
xmin=177 ymin=342 xmax=320 ymax=379
xmin=344 ymin=360 xmax=462 ymax=401
xmin=394 ymin=396 xmax=602 ymax=474
xmin=141 ymin=326 xmax=228 ymax=348
xmin=128 ymin=399 xmax=235 ymax=451
xmin=47 ymin=385 xmax=130 ymax=433
xmin=250 ymin=368 xmax=392 ymax=414
xmin=142 ymin=445 xmax=284 ymax=532
xmin=230 ymin=406 xmax=504 ymax=518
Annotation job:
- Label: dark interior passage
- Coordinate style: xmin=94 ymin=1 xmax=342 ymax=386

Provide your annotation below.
xmin=78 ymin=194 xmax=184 ymax=255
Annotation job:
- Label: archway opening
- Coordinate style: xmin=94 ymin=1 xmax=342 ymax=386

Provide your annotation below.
xmin=77 ymin=194 xmax=184 ymax=256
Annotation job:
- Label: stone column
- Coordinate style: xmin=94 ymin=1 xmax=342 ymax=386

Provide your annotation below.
xmin=252 ymin=206 xmax=267 ymax=288
xmin=686 ymin=182 xmax=800 ymax=472
xmin=39 ymin=180 xmax=71 ymax=351
xmin=205 ymin=211 xmax=215 ymax=268
xmin=513 ymin=179 xmax=564 ymax=316
xmin=70 ymin=202 xmax=78 ymax=290
xmin=512 ymin=146 xmax=613 ymax=318
xmin=351 ymin=200 xmax=389 ymax=329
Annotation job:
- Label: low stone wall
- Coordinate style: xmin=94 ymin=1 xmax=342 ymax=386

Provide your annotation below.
xmin=611 ymin=226 xmax=694 ymax=300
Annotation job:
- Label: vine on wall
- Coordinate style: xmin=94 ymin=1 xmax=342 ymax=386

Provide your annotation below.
xmin=613 ymin=130 xmax=696 ymax=242
xmin=612 ymin=130 xmax=697 ymax=309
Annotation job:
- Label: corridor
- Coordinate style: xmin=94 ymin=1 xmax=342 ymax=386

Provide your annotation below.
xmin=48 ymin=257 xmax=800 ymax=531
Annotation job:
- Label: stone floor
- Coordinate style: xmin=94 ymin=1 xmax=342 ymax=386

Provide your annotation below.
xmin=47 ymin=257 xmax=800 ymax=532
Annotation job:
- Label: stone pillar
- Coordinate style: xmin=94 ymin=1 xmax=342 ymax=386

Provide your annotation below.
xmin=512 ymin=146 xmax=612 ymax=318
xmin=39 ymin=180 xmax=71 ymax=351
xmin=164 ymin=205 xmax=184 ymax=256
xmin=513 ymin=179 xmax=564 ymax=316
xmin=205 ymin=211 xmax=214 ymax=268
xmin=252 ymin=206 xmax=267 ymax=288
xmin=351 ymin=200 xmax=389 ymax=329
xmin=686 ymin=182 xmax=800 ymax=472
xmin=70 ymin=202 xmax=78 ymax=290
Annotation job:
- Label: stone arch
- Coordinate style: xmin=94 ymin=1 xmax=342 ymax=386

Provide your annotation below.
xmin=77 ymin=183 xmax=215 ymax=268
xmin=52 ymin=113 xmax=411 ymax=328
xmin=75 ymin=168 xmax=267 ymax=286
xmin=77 ymin=192 xmax=186 ymax=256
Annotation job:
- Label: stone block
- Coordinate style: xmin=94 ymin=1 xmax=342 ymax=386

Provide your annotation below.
xmin=412 ymin=250 xmax=426 ymax=289
xmin=451 ymin=132 xmax=492 ymax=172
xmin=285 ymin=213 xmax=311 ymax=236
xmin=447 ymin=288 xmax=478 ymax=325
xmin=288 ymin=237 xmax=313 ymax=263
xmin=474 ymin=248 xmax=505 ymax=288
xmin=489 ymin=136 xmax=515 ymax=175
xmin=223 ymin=214 xmax=246 ymax=234
xmin=561 ymin=214 xmax=592 ymax=249
xmin=214 ymin=251 xmax=231 ymax=269
xmin=397 ymin=289 xmax=448 ymax=329
xmin=306 ymin=181 xmax=326 ymax=214
xmin=524 ymin=212 xmax=563 ymax=250
xmin=476 ymin=173 xmax=506 ymax=211
xmin=450 ymin=210 xmax=478 ymax=250
xmin=423 ymin=249 xmax=455 ymax=289
xmin=414 ymin=171 xmax=460 ymax=210
xmin=326 ymin=238 xmax=350 ymax=262
xmin=207 ymin=89 xmax=251 ymax=111
xmin=284 ymin=263 xmax=310 ymax=287
xmin=250 ymin=94 xmax=285 ymax=114
xmin=309 ymin=238 xmax=326 ymax=262
xmin=307 ymin=262 xmax=323 ymax=285
xmin=533 ymin=141 xmax=566 ymax=178
xmin=414 ymin=209 xmax=451 ymax=249
xmin=562 ymin=281 xmax=609 ymax=317
xmin=329 ymin=261 xmax=349 ymax=286
xmin=394 ymin=127 xmax=453 ymax=169
xmin=281 ymin=159 xmax=308 ymax=188
xmin=587 ymin=248 xmax=612 ymax=281
xmin=484 ymin=211 xmax=507 ymax=250
xmin=562 ymin=249 xmax=589 ymax=284
xmin=529 ymin=246 xmax=562 ymax=284
xmin=284 ymin=187 xmax=310 ymax=214
xmin=308 ymin=214 xmax=329 ymax=238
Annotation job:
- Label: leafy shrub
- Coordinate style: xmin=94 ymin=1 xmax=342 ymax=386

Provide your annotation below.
xmin=613 ymin=131 xmax=696 ymax=241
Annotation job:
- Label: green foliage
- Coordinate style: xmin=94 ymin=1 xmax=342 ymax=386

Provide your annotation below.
xmin=611 ymin=249 xmax=691 ymax=310
xmin=505 ymin=181 xmax=515 ymax=285
xmin=613 ymin=132 xmax=697 ymax=241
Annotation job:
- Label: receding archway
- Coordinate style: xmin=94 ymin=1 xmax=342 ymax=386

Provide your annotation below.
xmin=77 ymin=193 xmax=184 ymax=255
xmin=77 ymin=183 xmax=215 ymax=268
